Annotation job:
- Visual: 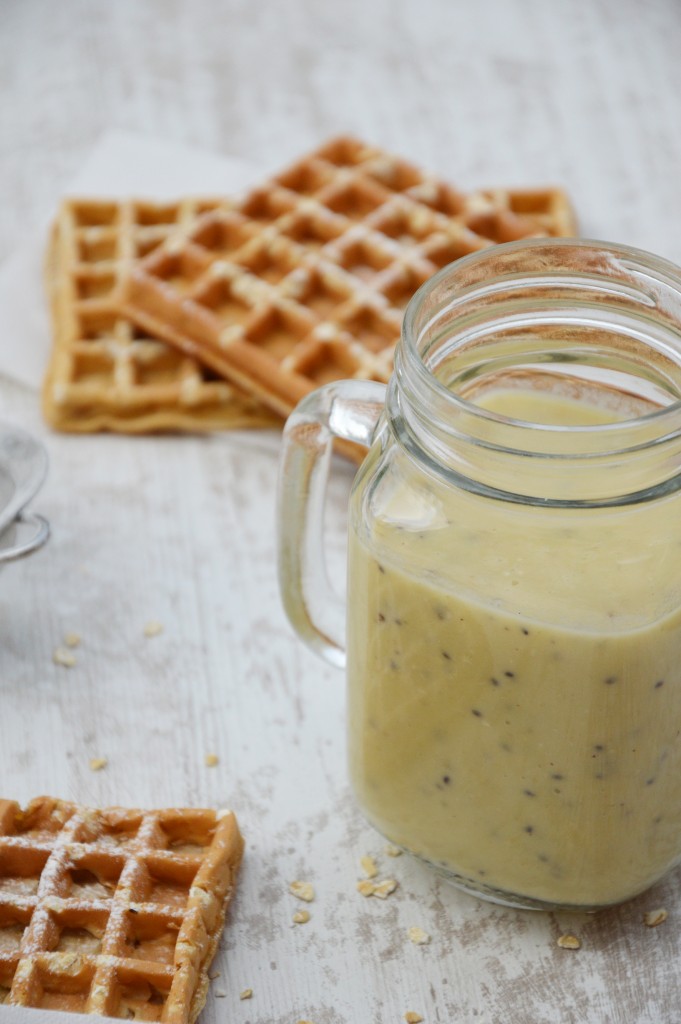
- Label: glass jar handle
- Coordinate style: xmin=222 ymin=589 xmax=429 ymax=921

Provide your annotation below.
xmin=277 ymin=380 xmax=387 ymax=668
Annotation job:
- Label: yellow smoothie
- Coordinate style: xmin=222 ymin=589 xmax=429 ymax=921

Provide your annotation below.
xmin=347 ymin=389 xmax=681 ymax=908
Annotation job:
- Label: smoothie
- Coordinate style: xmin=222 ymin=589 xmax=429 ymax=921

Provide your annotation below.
xmin=347 ymin=390 xmax=681 ymax=908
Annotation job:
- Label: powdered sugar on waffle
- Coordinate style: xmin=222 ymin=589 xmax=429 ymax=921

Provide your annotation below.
xmin=123 ymin=136 xmax=577 ymax=420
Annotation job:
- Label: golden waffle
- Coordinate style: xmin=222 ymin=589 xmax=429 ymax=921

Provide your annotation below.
xmin=0 ymin=796 xmax=243 ymax=1022
xmin=124 ymin=136 xmax=578 ymax=419
xmin=43 ymin=197 xmax=280 ymax=433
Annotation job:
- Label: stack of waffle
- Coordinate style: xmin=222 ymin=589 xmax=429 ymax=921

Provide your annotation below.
xmin=43 ymin=137 xmax=577 ymax=436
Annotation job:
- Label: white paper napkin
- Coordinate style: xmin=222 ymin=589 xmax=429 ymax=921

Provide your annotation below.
xmin=0 ymin=1009 xmax=98 ymax=1024
xmin=0 ymin=131 xmax=260 ymax=391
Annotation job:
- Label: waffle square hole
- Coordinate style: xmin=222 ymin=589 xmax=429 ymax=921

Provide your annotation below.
xmin=409 ymin=182 xmax=466 ymax=217
xmin=134 ymin=203 xmax=180 ymax=226
xmin=192 ymin=277 xmax=256 ymax=327
xmin=372 ymin=205 xmax=438 ymax=245
xmin=240 ymin=188 xmax=294 ymax=223
xmin=367 ymin=157 xmax=425 ymax=192
xmin=31 ymin=959 xmax=94 ymax=1013
xmin=0 ymin=906 xmax=32 ymax=953
xmin=379 ymin=265 xmax=432 ymax=310
xmin=76 ymin=310 xmax=126 ymax=341
xmin=316 ymin=137 xmax=371 ymax=167
xmin=115 ymin=967 xmax=170 ymax=1021
xmin=280 ymin=209 xmax=344 ymax=249
xmin=339 ymin=306 xmax=399 ymax=354
xmin=145 ymin=856 xmax=198 ymax=910
xmin=67 ymin=853 xmax=124 ymax=900
xmin=465 ymin=209 xmax=535 ymax=243
xmin=74 ymin=269 xmax=117 ymax=301
xmin=283 ymin=267 xmax=351 ymax=318
xmin=76 ymin=810 xmax=142 ymax=850
xmin=244 ymin=305 xmax=313 ymax=361
xmin=54 ymin=908 xmax=107 ymax=955
xmin=134 ymin=235 xmax=167 ymax=260
xmin=123 ymin=911 xmax=179 ymax=966
xmin=238 ymin=241 xmax=298 ymax=284
xmin=0 ymin=964 xmax=16 ymax=1004
xmin=133 ymin=345 xmax=186 ymax=387
xmin=424 ymin=233 xmax=486 ymax=269
xmin=72 ymin=348 xmax=116 ymax=386
xmin=293 ymin=339 xmax=364 ymax=385
xmin=508 ymin=189 xmax=554 ymax=215
xmin=326 ymin=182 xmax=386 ymax=221
xmin=151 ymin=251 xmax=206 ymax=294
xmin=158 ymin=812 xmax=217 ymax=853
xmin=192 ymin=216 xmax=255 ymax=257
xmin=73 ymin=201 xmax=119 ymax=228
xmin=334 ymin=237 xmax=394 ymax=281
xmin=277 ymin=160 xmax=333 ymax=195
xmin=77 ymin=231 xmax=118 ymax=264
xmin=3 ymin=800 xmax=72 ymax=839
xmin=0 ymin=846 xmax=50 ymax=896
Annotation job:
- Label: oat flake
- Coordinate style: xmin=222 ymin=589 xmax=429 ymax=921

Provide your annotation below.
xmin=405 ymin=1014 xmax=424 ymax=1023
xmin=204 ymin=753 xmax=219 ymax=767
xmin=89 ymin=758 xmax=108 ymax=772
xmin=293 ymin=910 xmax=310 ymax=924
xmin=53 ymin=647 xmax=77 ymax=668
xmin=373 ymin=879 xmax=398 ymax=899
xmin=143 ymin=620 xmax=164 ymax=637
xmin=290 ymin=880 xmax=315 ymax=902
xmin=557 ymin=934 xmax=581 ymax=950
xmin=239 ymin=989 xmax=253 ymax=1000
xmin=407 ymin=926 xmax=431 ymax=945
xmin=64 ymin=632 xmax=81 ymax=648
xmin=644 ymin=908 xmax=668 ymax=927
xmin=360 ymin=855 xmax=378 ymax=878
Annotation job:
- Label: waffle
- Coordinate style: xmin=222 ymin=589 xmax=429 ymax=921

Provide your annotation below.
xmin=123 ymin=136 xmax=578 ymax=420
xmin=0 ymin=796 xmax=244 ymax=1022
xmin=43 ymin=197 xmax=280 ymax=433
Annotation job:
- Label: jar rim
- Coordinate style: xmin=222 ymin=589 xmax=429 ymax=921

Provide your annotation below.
xmin=399 ymin=237 xmax=681 ymax=444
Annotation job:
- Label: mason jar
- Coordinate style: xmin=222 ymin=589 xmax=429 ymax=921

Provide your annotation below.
xmin=277 ymin=239 xmax=681 ymax=911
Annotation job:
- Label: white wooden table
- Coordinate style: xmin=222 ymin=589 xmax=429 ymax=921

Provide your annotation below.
xmin=2 ymin=2 xmax=681 ymax=1022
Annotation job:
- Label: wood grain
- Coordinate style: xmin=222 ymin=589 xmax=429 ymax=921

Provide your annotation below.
xmin=2 ymin=2 xmax=681 ymax=1022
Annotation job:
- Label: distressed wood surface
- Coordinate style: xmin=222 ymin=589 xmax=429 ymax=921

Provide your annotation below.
xmin=2 ymin=2 xmax=681 ymax=1023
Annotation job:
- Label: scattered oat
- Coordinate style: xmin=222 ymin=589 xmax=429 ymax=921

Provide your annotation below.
xmin=407 ymin=926 xmax=431 ymax=945
xmin=293 ymin=910 xmax=310 ymax=924
xmin=239 ymin=989 xmax=253 ymax=1000
xmin=53 ymin=647 xmax=77 ymax=668
xmin=557 ymin=934 xmax=581 ymax=950
xmin=207 ymin=970 xmax=220 ymax=981
xmin=89 ymin=758 xmax=108 ymax=772
xmin=143 ymin=620 xmax=164 ymax=638
xmin=360 ymin=855 xmax=378 ymax=879
xmin=385 ymin=844 xmax=402 ymax=857
xmin=204 ymin=753 xmax=219 ymax=767
xmin=289 ymin=880 xmax=315 ymax=902
xmin=63 ymin=632 xmax=81 ymax=648
xmin=357 ymin=878 xmax=398 ymax=899
xmin=644 ymin=908 xmax=668 ymax=928
xmin=214 ymin=991 xmax=227 ymax=998
xmin=405 ymin=1014 xmax=423 ymax=1023
xmin=373 ymin=879 xmax=398 ymax=899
